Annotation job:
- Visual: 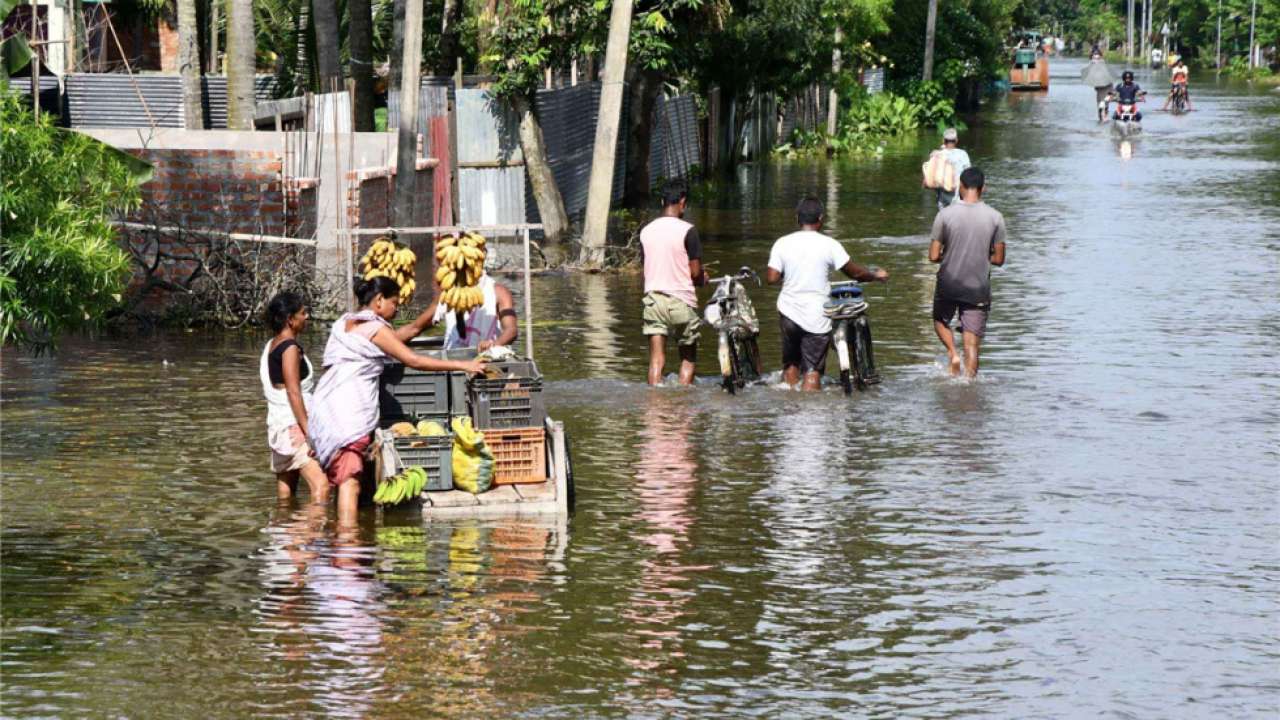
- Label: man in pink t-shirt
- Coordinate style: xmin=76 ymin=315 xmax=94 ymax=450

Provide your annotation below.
xmin=640 ymin=181 xmax=708 ymax=385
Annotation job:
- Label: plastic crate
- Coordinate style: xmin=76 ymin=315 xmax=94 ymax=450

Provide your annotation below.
xmin=486 ymin=426 xmax=546 ymax=485
xmin=392 ymin=434 xmax=453 ymax=492
xmin=380 ymin=366 xmax=468 ymax=421
xmin=468 ymin=360 xmax=545 ymax=429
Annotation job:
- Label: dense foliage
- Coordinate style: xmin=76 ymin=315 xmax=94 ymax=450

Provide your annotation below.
xmin=0 ymin=94 xmax=141 ymax=351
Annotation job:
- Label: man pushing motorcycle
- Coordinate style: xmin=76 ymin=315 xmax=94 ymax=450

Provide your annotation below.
xmin=765 ymin=198 xmax=888 ymax=392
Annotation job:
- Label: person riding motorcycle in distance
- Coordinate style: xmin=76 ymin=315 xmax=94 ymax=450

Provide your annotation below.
xmin=1162 ymin=56 xmax=1192 ymax=111
xmin=1109 ymin=71 xmax=1146 ymax=120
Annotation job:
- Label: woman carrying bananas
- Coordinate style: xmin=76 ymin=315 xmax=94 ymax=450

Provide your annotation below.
xmin=307 ymin=276 xmax=486 ymax=526
xmin=427 ymin=270 xmax=519 ymax=352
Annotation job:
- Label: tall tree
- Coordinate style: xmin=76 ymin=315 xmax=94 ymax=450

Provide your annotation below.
xmin=226 ymin=0 xmax=256 ymax=129
xmin=436 ymin=0 xmax=462 ymax=76
xmin=923 ymin=0 xmax=938 ymax=80
xmin=178 ymin=0 xmax=203 ymax=129
xmin=312 ymin=0 xmax=342 ymax=91
xmin=350 ymin=0 xmax=376 ymax=130
xmin=487 ymin=0 xmax=598 ymax=243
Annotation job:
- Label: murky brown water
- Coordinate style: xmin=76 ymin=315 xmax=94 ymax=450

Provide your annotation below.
xmin=4 ymin=61 xmax=1279 ymax=717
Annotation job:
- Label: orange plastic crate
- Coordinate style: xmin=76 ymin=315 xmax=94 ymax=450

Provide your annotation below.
xmin=486 ymin=426 xmax=546 ymax=485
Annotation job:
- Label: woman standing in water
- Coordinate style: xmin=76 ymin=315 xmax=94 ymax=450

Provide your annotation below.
xmin=308 ymin=277 xmax=485 ymax=526
xmin=261 ymin=292 xmax=329 ymax=502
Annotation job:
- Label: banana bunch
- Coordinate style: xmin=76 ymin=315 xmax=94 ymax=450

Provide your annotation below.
xmin=434 ymin=232 xmax=487 ymax=313
xmin=360 ymin=237 xmax=417 ymax=304
xmin=374 ymin=466 xmax=428 ymax=505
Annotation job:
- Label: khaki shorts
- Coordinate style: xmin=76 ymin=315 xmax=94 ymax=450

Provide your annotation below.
xmin=642 ymin=292 xmax=702 ymax=347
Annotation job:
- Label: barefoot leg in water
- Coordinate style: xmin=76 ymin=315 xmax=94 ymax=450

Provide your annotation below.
xmin=962 ymin=331 xmax=982 ymax=379
xmin=336 ymin=478 xmax=360 ymax=528
xmin=934 ymin=320 xmax=962 ymax=376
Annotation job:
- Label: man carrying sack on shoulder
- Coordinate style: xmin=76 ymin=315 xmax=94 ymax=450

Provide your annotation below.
xmin=922 ymin=128 xmax=971 ymax=211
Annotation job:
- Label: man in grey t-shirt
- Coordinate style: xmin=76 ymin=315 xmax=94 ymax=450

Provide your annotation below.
xmin=928 ymin=167 xmax=1007 ymax=378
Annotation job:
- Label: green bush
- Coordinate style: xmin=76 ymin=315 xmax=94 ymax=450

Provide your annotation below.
xmin=0 ymin=93 xmax=142 ymax=352
xmin=1222 ymin=55 xmax=1274 ymax=80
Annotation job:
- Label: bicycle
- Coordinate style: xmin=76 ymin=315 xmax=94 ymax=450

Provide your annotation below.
xmin=703 ymin=267 xmax=762 ymax=394
xmin=824 ymin=279 xmax=881 ymax=395
xmin=1170 ymin=84 xmax=1188 ymax=115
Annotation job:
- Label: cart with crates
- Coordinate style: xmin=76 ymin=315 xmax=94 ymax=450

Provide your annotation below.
xmin=379 ymin=342 xmax=571 ymax=516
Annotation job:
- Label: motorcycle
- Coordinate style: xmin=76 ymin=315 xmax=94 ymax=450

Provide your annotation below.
xmin=1109 ymin=92 xmax=1146 ymax=137
xmin=824 ymin=279 xmax=881 ymax=395
xmin=704 ymin=267 xmax=762 ymax=394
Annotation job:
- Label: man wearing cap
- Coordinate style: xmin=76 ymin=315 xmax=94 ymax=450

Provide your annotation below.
xmin=931 ymin=128 xmax=971 ymax=210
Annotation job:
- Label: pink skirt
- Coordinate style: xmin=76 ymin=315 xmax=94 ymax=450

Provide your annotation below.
xmin=325 ymin=435 xmax=372 ymax=487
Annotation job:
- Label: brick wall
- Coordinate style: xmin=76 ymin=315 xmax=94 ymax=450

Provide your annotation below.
xmin=344 ymin=164 xmax=434 ymax=232
xmin=121 ymin=148 xmax=312 ymax=293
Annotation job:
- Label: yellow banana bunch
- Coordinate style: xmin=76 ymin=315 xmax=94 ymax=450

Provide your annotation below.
xmin=433 ymin=232 xmax=487 ymax=312
xmin=359 ymin=237 xmax=417 ymax=303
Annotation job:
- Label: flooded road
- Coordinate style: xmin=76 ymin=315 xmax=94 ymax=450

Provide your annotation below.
xmin=3 ymin=60 xmax=1278 ymax=717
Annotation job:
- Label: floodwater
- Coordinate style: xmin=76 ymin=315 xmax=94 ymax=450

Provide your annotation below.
xmin=3 ymin=60 xmax=1278 ymax=717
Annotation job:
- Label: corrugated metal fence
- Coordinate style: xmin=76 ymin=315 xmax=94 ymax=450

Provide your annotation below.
xmin=62 ymin=73 xmax=276 ymax=128
xmin=455 ymin=87 xmax=526 ymax=226
xmin=530 ymin=82 xmax=627 ymax=221
xmin=650 ymin=94 xmax=701 ymax=183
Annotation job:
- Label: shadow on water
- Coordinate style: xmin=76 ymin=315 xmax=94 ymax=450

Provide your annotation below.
xmin=2 ymin=58 xmax=1279 ymax=717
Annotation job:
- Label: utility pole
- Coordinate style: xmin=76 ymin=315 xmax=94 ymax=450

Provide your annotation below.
xmin=393 ymin=0 xmax=424 ymax=226
xmin=1247 ymin=0 xmax=1257 ymax=68
xmin=1215 ymin=0 xmax=1222 ymax=68
xmin=1127 ymin=0 xmax=1135 ymax=63
xmin=580 ymin=0 xmax=634 ymax=266
xmin=827 ymin=26 xmax=842 ymax=137
xmin=923 ymin=0 xmax=938 ymax=81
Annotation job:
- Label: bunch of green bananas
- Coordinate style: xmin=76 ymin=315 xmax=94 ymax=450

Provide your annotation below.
xmin=373 ymin=466 xmax=428 ymax=505
xmin=360 ymin=237 xmax=417 ymax=303
xmin=434 ymin=232 xmax=487 ymax=312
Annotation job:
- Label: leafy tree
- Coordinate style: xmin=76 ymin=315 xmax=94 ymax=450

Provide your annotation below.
xmin=0 ymin=94 xmax=145 ymax=352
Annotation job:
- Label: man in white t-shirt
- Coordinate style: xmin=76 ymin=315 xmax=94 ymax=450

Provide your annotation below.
xmin=765 ymin=197 xmax=888 ymax=391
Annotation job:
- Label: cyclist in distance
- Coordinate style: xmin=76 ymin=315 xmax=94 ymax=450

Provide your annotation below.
xmin=1162 ymin=56 xmax=1192 ymax=111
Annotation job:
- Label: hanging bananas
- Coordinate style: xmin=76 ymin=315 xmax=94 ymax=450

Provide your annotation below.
xmin=359 ymin=237 xmax=417 ymax=304
xmin=434 ymin=232 xmax=487 ymax=313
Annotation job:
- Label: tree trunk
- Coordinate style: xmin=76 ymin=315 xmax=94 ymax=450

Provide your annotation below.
xmin=312 ymin=0 xmax=342 ymax=92
xmin=178 ymin=0 xmax=203 ymax=129
xmin=349 ymin=0 xmax=375 ymax=130
xmin=512 ymin=94 xmax=569 ymax=244
xmin=225 ymin=0 xmax=255 ymax=129
xmin=623 ymin=64 xmax=663 ymax=206
xmin=923 ymin=0 xmax=938 ymax=81
xmin=580 ymin=0 xmax=633 ymax=264
xmin=435 ymin=0 xmax=462 ymax=76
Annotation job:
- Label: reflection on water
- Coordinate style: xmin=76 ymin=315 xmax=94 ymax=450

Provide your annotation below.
xmin=3 ymin=59 xmax=1278 ymax=717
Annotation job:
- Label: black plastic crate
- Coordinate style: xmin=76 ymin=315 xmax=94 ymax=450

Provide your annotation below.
xmin=468 ymin=360 xmax=545 ymax=429
xmin=392 ymin=434 xmax=453 ymax=492
xmin=379 ymin=366 xmax=468 ymax=420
